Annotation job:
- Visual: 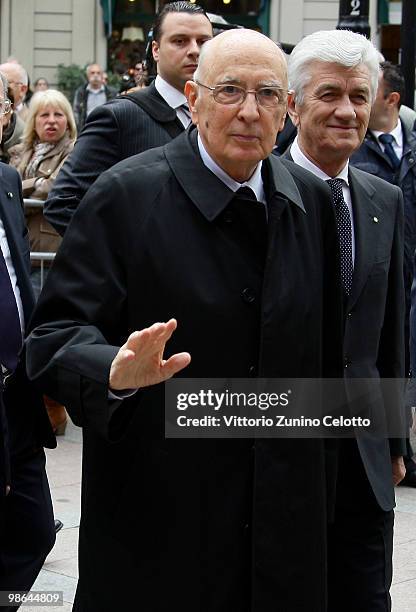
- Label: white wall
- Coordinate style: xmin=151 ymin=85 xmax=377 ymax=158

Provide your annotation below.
xmin=0 ymin=0 xmax=107 ymax=86
xmin=269 ymin=0 xmax=379 ymax=47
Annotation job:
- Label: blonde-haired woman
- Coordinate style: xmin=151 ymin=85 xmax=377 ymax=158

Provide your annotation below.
xmin=9 ymin=89 xmax=76 ymax=298
xmin=9 ymin=90 xmax=76 ymax=436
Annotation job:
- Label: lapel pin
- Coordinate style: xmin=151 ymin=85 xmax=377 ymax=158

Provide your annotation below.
xmin=373 ymin=216 xmax=378 ymax=223
xmin=7 ymin=192 xmax=13 ymax=199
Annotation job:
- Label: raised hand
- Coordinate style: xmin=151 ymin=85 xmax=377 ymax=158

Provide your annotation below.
xmin=109 ymin=319 xmax=191 ymax=391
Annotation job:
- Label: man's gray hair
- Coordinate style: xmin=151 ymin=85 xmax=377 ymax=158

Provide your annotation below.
xmin=16 ymin=63 xmax=28 ymax=86
xmin=288 ymin=30 xmax=380 ymax=105
xmin=0 ymin=71 xmax=8 ymax=98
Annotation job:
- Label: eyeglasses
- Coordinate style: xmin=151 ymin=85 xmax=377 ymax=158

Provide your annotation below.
xmin=0 ymin=99 xmax=12 ymax=116
xmin=195 ymin=81 xmax=288 ymax=108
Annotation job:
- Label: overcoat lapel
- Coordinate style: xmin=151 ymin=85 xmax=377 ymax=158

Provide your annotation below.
xmin=0 ymin=168 xmax=35 ymax=323
xmin=164 ymin=130 xmax=306 ymax=221
xmin=347 ymin=167 xmax=382 ymax=310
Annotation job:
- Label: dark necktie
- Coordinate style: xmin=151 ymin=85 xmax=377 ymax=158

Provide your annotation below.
xmin=326 ymin=178 xmax=354 ymax=296
xmin=232 ymin=186 xmax=267 ymax=267
xmin=178 ymin=103 xmax=191 ymax=126
xmin=236 ymin=186 xmax=257 ymax=201
xmin=0 ymin=247 xmax=22 ymax=372
xmin=379 ymin=133 xmax=401 ymax=170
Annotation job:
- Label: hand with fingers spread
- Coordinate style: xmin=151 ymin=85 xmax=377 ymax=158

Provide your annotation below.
xmin=109 ymin=318 xmax=191 ymax=391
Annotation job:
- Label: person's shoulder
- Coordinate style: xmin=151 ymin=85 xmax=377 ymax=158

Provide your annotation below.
xmin=0 ymin=160 xmax=20 ymax=183
xmin=74 ymin=83 xmax=87 ymax=96
xmin=349 ymin=165 xmax=402 ymax=209
xmin=399 ymin=105 xmax=416 ymax=133
xmin=90 ymin=92 xmax=153 ymax=121
xmin=0 ymin=164 xmax=23 ymax=219
xmin=8 ymin=141 xmax=25 ymax=155
xmin=93 ymin=141 xmax=169 ymax=187
xmin=7 ymin=142 xmax=26 ymax=167
xmin=277 ymin=156 xmax=330 ymax=192
xmin=349 ymin=164 xmax=400 ymax=192
xmin=106 ymin=85 xmax=118 ymax=96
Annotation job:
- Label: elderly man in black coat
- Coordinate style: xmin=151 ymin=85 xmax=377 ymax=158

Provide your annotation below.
xmin=27 ymin=29 xmax=344 ymax=612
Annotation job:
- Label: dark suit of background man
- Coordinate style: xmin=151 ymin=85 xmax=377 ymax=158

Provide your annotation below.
xmin=286 ymin=30 xmax=406 ymax=612
xmin=0 ymin=72 xmax=55 ymax=610
xmin=44 ymin=1 xmax=213 ymax=237
xmin=27 ymin=29 xmax=344 ymax=611
xmin=350 ymin=62 xmax=416 ymax=488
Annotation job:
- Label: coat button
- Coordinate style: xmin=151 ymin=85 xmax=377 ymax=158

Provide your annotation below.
xmin=248 ymin=365 xmax=257 ymax=377
xmin=223 ymin=211 xmax=233 ymax=223
xmin=242 ymin=287 xmax=256 ymax=304
xmin=347 ymin=311 xmax=353 ymax=318
xmin=7 ymin=192 xmax=13 ymax=199
xmin=343 ymin=356 xmax=351 ymax=368
xmin=409 ymin=158 xmax=414 ymax=164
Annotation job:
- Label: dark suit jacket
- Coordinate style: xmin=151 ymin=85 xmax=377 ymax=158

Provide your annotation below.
xmin=350 ymin=123 xmax=416 ymax=373
xmin=27 ymin=130 xmax=344 ymax=612
xmin=285 ymin=149 xmax=406 ymax=510
xmin=45 ymin=82 xmax=184 ymax=236
xmin=0 ymin=163 xmax=55 ymax=495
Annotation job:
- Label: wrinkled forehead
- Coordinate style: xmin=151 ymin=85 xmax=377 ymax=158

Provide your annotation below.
xmin=202 ymin=41 xmax=287 ymax=85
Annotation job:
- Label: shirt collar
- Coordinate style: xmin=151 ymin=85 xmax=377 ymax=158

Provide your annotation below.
xmin=86 ymin=84 xmax=105 ymax=94
xmin=155 ymin=75 xmax=187 ymax=110
xmin=371 ymin=119 xmax=403 ymax=150
xmin=291 ymin=136 xmax=350 ymax=185
xmin=197 ymin=133 xmax=265 ymax=203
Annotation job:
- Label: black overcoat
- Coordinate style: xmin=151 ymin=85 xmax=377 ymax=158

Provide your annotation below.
xmin=27 ymin=129 xmax=343 ymax=611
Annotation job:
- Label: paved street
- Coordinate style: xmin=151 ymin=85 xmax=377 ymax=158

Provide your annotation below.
xmin=25 ymin=421 xmax=416 ymax=611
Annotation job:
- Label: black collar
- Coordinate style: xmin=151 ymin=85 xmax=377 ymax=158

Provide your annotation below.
xmin=164 ymin=129 xmax=306 ymax=221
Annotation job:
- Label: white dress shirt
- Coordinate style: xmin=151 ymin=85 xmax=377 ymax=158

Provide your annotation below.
xmin=371 ymin=119 xmax=403 ymax=160
xmin=0 ymin=217 xmax=24 ymax=334
xmin=154 ymin=75 xmax=191 ymax=128
xmin=291 ymin=136 xmax=355 ymax=265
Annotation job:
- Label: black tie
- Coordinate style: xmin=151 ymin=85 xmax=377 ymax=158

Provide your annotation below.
xmin=326 ymin=179 xmax=354 ymax=296
xmin=236 ymin=186 xmax=257 ymax=201
xmin=0 ymin=248 xmax=22 ymax=372
xmin=179 ymin=103 xmax=191 ymax=126
xmin=379 ymin=133 xmax=401 ymax=170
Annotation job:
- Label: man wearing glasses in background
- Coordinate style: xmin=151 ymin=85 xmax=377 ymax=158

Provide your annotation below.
xmin=0 ymin=63 xmax=29 ymax=123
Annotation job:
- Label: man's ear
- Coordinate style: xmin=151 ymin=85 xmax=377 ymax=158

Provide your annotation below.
xmin=287 ymin=91 xmax=300 ymax=128
xmin=387 ymin=91 xmax=400 ymax=110
xmin=152 ymin=40 xmax=160 ymax=63
xmin=185 ymin=80 xmax=198 ymax=125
